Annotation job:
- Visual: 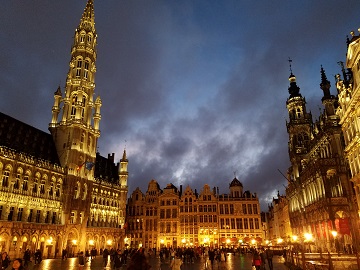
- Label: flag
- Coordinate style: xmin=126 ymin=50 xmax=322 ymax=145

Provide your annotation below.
xmin=85 ymin=161 xmax=95 ymax=170
xmin=77 ymin=162 xmax=85 ymax=171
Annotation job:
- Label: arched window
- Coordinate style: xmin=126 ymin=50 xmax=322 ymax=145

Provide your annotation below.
xmin=87 ymin=34 xmax=92 ymax=44
xmin=1 ymin=165 xmax=11 ymax=187
xmin=296 ymin=108 xmax=302 ymax=118
xmin=74 ymin=182 xmax=80 ymax=199
xmin=56 ymin=180 xmax=61 ymax=198
xmin=71 ymin=95 xmax=77 ymax=117
xmin=80 ymin=34 xmax=85 ymax=43
xmin=40 ymin=175 xmax=47 ymax=194
xmin=33 ymin=173 xmax=40 ymax=194
xmin=14 ymin=167 xmax=23 ymax=189
xmin=22 ymin=171 xmax=30 ymax=191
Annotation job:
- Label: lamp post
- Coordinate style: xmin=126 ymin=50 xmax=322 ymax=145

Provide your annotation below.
xmin=331 ymin=231 xmax=338 ymax=254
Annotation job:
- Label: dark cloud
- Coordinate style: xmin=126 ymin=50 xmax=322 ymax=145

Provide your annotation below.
xmin=1 ymin=0 xmax=360 ymax=210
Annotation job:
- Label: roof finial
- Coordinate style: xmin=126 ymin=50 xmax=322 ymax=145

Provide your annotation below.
xmin=288 ymin=57 xmax=293 ymax=75
xmin=233 ymin=170 xmax=237 ymax=178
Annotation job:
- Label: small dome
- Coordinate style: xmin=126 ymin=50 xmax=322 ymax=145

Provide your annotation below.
xmin=230 ymin=177 xmax=243 ymax=187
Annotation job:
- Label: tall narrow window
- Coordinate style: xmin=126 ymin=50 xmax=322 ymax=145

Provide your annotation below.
xmin=249 ymin=218 xmax=254 ymax=229
xmin=14 ymin=171 xmax=21 ymax=189
xmin=40 ymin=177 xmax=46 ymax=194
xmin=23 ymin=173 xmax=29 ymax=191
xmin=33 ymin=175 xmax=39 ymax=194
xmin=8 ymin=207 xmax=14 ymax=221
xmin=253 ymin=204 xmax=258 ymax=214
xmin=84 ymin=61 xmax=89 ymax=79
xmin=56 ymin=183 xmax=61 ymax=197
xmin=76 ymin=60 xmax=82 ymax=78
xmin=2 ymin=168 xmax=10 ymax=187
xmin=49 ymin=182 xmax=54 ymax=197
xmin=244 ymin=218 xmax=248 ymax=229
xmin=248 ymin=204 xmax=252 ymax=214
xmin=52 ymin=212 xmax=57 ymax=224
xmin=17 ymin=208 xmax=23 ymax=221
xmin=45 ymin=211 xmax=50 ymax=223
xmin=254 ymin=218 xmax=260 ymax=229
xmin=28 ymin=209 xmax=33 ymax=222
xmin=36 ymin=210 xmax=41 ymax=223
xmin=70 ymin=212 xmax=75 ymax=224
xmin=71 ymin=96 xmax=77 ymax=117
xmin=224 ymin=204 xmax=229 ymax=214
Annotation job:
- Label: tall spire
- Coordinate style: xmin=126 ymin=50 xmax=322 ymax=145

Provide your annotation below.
xmin=121 ymin=148 xmax=128 ymax=162
xmin=79 ymin=0 xmax=95 ymax=32
xmin=320 ymin=65 xmax=331 ymax=98
xmin=49 ymin=0 xmax=100 ymax=170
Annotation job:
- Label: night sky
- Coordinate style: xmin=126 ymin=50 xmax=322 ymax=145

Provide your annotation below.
xmin=1 ymin=1 xmax=360 ymax=211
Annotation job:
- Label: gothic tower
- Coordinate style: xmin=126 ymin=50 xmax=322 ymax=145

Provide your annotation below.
xmin=119 ymin=149 xmax=128 ymax=187
xmin=286 ymin=70 xmax=313 ymax=180
xmin=48 ymin=0 xmax=100 ymax=227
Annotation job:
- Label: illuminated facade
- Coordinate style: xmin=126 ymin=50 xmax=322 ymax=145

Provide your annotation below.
xmin=0 ymin=0 xmax=127 ymax=258
xmin=285 ymin=66 xmax=357 ymax=252
xmin=336 ymin=30 xmax=360 ymax=219
xmin=266 ymin=193 xmax=292 ymax=246
xmin=126 ymin=178 xmax=262 ymax=249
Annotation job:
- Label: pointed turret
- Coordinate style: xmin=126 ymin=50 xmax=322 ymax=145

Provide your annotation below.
xmin=119 ymin=149 xmax=128 ymax=187
xmin=51 ymin=86 xmax=62 ymax=125
xmin=320 ymin=65 xmax=331 ymax=99
xmin=80 ymin=0 xmax=95 ymax=32
xmin=320 ymin=66 xmax=337 ymax=118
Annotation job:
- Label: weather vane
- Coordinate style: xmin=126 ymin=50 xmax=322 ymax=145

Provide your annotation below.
xmin=288 ymin=57 xmax=293 ymax=74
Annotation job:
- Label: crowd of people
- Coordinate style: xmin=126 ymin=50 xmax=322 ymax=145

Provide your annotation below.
xmin=0 ymin=245 xmax=279 ymax=270
xmin=0 ymin=252 xmax=25 ymax=270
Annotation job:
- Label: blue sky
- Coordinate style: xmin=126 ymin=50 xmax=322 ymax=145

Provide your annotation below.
xmin=1 ymin=0 xmax=360 ymax=210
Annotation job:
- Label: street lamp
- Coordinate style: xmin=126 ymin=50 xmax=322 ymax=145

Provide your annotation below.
xmin=331 ymin=231 xmax=338 ymax=253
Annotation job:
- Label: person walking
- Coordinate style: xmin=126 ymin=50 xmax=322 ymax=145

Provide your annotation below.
xmin=102 ymin=248 xmax=109 ymax=269
xmin=126 ymin=251 xmax=150 ymax=270
xmin=78 ymin=251 xmax=85 ymax=270
xmin=252 ymin=251 xmax=262 ymax=270
xmin=266 ymin=248 xmax=273 ymax=270
xmin=113 ymin=249 xmax=123 ymax=270
xmin=23 ymin=249 xmax=31 ymax=268
xmin=208 ymin=248 xmax=215 ymax=269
